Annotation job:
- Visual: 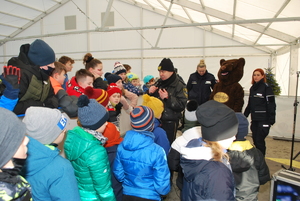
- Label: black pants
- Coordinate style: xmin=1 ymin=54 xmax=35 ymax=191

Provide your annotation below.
xmin=250 ymin=121 xmax=270 ymax=155
xmin=161 ymin=120 xmax=179 ymax=145
xmin=123 ymin=194 xmax=158 ymax=201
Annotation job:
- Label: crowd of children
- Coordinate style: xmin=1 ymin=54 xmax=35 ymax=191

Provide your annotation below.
xmin=0 ymin=39 xmax=272 ymax=201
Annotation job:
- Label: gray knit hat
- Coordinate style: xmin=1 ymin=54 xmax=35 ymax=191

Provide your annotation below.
xmin=77 ymin=95 xmax=109 ymax=130
xmin=23 ymin=107 xmax=68 ymax=144
xmin=235 ymin=113 xmax=249 ymax=141
xmin=196 ymin=100 xmax=238 ymax=141
xmin=0 ymin=108 xmax=26 ymax=168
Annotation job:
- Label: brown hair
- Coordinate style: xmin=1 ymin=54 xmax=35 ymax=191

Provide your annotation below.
xmin=123 ymin=64 xmax=132 ymax=72
xmin=83 ymin=53 xmax=102 ymax=70
xmin=51 ymin=61 xmax=67 ymax=76
xmin=58 ymin=56 xmax=74 ymax=65
xmin=204 ymin=140 xmax=229 ymax=162
xmin=252 ymin=68 xmax=267 ymax=84
xmin=197 ymin=59 xmax=206 ymax=68
xmin=75 ymin=69 xmax=94 ymax=83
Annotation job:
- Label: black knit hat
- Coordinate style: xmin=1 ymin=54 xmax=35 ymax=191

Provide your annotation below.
xmin=28 ymin=39 xmax=55 ymax=66
xmin=105 ymin=72 xmax=122 ymax=84
xmin=158 ymin=58 xmax=175 ymax=72
xmin=196 ymin=100 xmax=238 ymax=141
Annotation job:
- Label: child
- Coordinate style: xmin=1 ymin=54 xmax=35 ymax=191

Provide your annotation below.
xmin=102 ymin=122 xmax=123 ymax=201
xmin=142 ymin=94 xmax=170 ymax=154
xmin=113 ymin=106 xmax=170 ymax=201
xmin=113 ymin=62 xmax=127 ymax=83
xmin=124 ymin=73 xmax=143 ymax=96
xmin=22 ymin=107 xmax=80 ymax=201
xmin=84 ymin=86 xmax=109 ymax=107
xmin=227 ymin=113 xmax=270 ymax=201
xmin=106 ymin=83 xmax=123 ymax=130
xmin=66 ymin=69 xmax=94 ymax=97
xmin=180 ymin=100 xmax=236 ymax=201
xmin=0 ymin=108 xmax=31 ymax=200
xmin=58 ymin=56 xmax=75 ymax=90
xmin=50 ymin=61 xmax=78 ymax=118
xmin=181 ymin=99 xmax=200 ymax=133
xmin=143 ymin=75 xmax=155 ymax=92
xmin=64 ymin=95 xmax=116 ymax=201
xmin=83 ymin=53 xmax=108 ymax=90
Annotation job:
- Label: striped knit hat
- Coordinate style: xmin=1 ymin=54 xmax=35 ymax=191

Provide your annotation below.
xmin=84 ymin=86 xmax=109 ymax=107
xmin=130 ymin=106 xmax=155 ymax=132
xmin=113 ymin=62 xmax=126 ymax=75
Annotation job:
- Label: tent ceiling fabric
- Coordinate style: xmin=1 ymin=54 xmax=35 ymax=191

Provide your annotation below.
xmin=0 ymin=0 xmax=299 ymax=53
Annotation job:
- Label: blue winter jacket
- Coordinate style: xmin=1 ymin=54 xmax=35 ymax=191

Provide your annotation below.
xmin=0 ymin=95 xmax=18 ymax=111
xmin=22 ymin=137 xmax=80 ymax=201
xmin=152 ymin=118 xmax=170 ymax=154
xmin=113 ymin=130 xmax=170 ymax=201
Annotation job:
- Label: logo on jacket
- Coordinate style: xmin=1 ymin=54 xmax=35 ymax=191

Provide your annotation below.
xmin=213 ymin=92 xmax=229 ymax=103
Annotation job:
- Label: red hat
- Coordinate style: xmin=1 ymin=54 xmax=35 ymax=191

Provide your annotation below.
xmin=84 ymin=86 xmax=109 ymax=107
xmin=107 ymin=83 xmax=122 ymax=97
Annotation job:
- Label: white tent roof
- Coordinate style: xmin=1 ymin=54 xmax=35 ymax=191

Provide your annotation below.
xmin=1 ymin=0 xmax=299 ymax=54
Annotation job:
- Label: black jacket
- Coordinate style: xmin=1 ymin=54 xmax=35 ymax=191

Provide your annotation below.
xmin=187 ymin=71 xmax=216 ymax=105
xmin=150 ymin=73 xmax=187 ymax=121
xmin=244 ymin=79 xmax=276 ymax=124
xmin=93 ymin=77 xmax=108 ymax=90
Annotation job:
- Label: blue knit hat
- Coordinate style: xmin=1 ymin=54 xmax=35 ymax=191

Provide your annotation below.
xmin=143 ymin=75 xmax=154 ymax=84
xmin=28 ymin=39 xmax=55 ymax=66
xmin=77 ymin=95 xmax=109 ymax=130
xmin=105 ymin=72 xmax=122 ymax=84
xmin=130 ymin=106 xmax=155 ymax=132
xmin=235 ymin=113 xmax=249 ymax=141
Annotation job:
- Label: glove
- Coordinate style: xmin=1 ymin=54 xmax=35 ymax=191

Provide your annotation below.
xmin=0 ymin=66 xmax=21 ymax=100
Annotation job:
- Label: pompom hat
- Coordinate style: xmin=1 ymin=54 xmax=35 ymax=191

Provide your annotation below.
xmin=113 ymin=62 xmax=126 ymax=75
xmin=196 ymin=100 xmax=238 ymax=142
xmin=107 ymin=83 xmax=122 ymax=97
xmin=28 ymin=39 xmax=55 ymax=66
xmin=77 ymin=95 xmax=109 ymax=130
xmin=23 ymin=107 xmax=68 ymax=144
xmin=0 ymin=108 xmax=26 ymax=168
xmin=185 ymin=99 xmax=198 ymax=122
xmin=130 ymin=106 xmax=155 ymax=132
xmin=84 ymin=86 xmax=109 ymax=107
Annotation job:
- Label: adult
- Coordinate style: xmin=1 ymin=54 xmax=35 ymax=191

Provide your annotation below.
xmin=244 ymin=68 xmax=276 ymax=155
xmin=186 ymin=59 xmax=216 ymax=105
xmin=7 ymin=39 xmax=58 ymax=115
xmin=148 ymin=58 xmax=187 ymax=144
xmin=58 ymin=56 xmax=75 ymax=90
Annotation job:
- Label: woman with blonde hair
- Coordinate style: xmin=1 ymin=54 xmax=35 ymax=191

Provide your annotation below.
xmin=180 ymin=100 xmax=236 ymax=201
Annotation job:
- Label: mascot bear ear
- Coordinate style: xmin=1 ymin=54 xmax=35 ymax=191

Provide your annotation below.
xmin=220 ymin=59 xmax=225 ymax=66
xmin=238 ymin=58 xmax=245 ymax=66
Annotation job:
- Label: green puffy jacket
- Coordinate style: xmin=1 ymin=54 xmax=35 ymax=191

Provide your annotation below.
xmin=64 ymin=126 xmax=116 ymax=201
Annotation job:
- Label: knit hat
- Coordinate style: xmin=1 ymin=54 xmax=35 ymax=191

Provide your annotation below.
xmin=142 ymin=94 xmax=164 ymax=119
xmin=235 ymin=113 xmax=249 ymax=141
xmin=77 ymin=95 xmax=109 ymax=130
xmin=0 ymin=108 xmax=26 ymax=168
xmin=105 ymin=72 xmax=122 ymax=84
xmin=28 ymin=39 xmax=55 ymax=66
xmin=102 ymin=122 xmax=123 ymax=148
xmin=196 ymin=100 xmax=238 ymax=142
xmin=107 ymin=83 xmax=122 ymax=97
xmin=23 ymin=107 xmax=68 ymax=144
xmin=143 ymin=75 xmax=154 ymax=84
xmin=158 ymin=58 xmax=175 ymax=72
xmin=130 ymin=106 xmax=155 ymax=132
xmin=84 ymin=86 xmax=109 ymax=107
xmin=113 ymin=62 xmax=126 ymax=75
xmin=126 ymin=73 xmax=139 ymax=82
xmin=185 ymin=99 xmax=198 ymax=122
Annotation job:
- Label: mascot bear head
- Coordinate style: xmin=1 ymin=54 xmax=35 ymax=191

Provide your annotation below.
xmin=218 ymin=58 xmax=245 ymax=86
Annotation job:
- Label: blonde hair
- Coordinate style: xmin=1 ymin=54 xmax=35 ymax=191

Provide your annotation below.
xmin=204 ymin=140 xmax=229 ymax=162
xmin=197 ymin=59 xmax=206 ymax=68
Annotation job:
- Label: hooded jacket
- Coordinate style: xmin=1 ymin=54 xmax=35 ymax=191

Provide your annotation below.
xmin=113 ymin=130 xmax=170 ymax=200
xmin=22 ymin=137 xmax=80 ymax=201
xmin=227 ymin=140 xmax=270 ymax=201
xmin=180 ymin=138 xmax=235 ymax=201
xmin=66 ymin=76 xmax=85 ymax=97
xmin=64 ymin=126 xmax=116 ymax=201
xmin=152 ymin=118 xmax=170 ymax=154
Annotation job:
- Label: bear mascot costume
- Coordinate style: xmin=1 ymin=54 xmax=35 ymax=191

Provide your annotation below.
xmin=210 ymin=58 xmax=245 ymax=112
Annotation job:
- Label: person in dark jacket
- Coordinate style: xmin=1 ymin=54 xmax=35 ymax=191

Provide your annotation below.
xmin=148 ymin=58 xmax=187 ymax=145
xmin=7 ymin=39 xmax=58 ymax=115
xmin=186 ymin=59 xmax=216 ymax=105
xmin=180 ymin=100 xmax=237 ymax=201
xmin=244 ymin=68 xmax=276 ymax=155
xmin=228 ymin=113 xmax=270 ymax=201
xmin=0 ymin=108 xmax=31 ymax=201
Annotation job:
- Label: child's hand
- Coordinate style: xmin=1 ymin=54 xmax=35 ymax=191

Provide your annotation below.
xmin=149 ymin=86 xmax=158 ymax=94
xmin=158 ymin=89 xmax=168 ymax=100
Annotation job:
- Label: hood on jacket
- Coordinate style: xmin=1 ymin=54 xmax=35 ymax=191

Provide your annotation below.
xmin=67 ymin=76 xmax=79 ymax=88
xmin=153 ymin=118 xmax=161 ymax=129
xmin=23 ymin=137 xmax=59 ymax=176
xmin=122 ymin=130 xmax=155 ymax=151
